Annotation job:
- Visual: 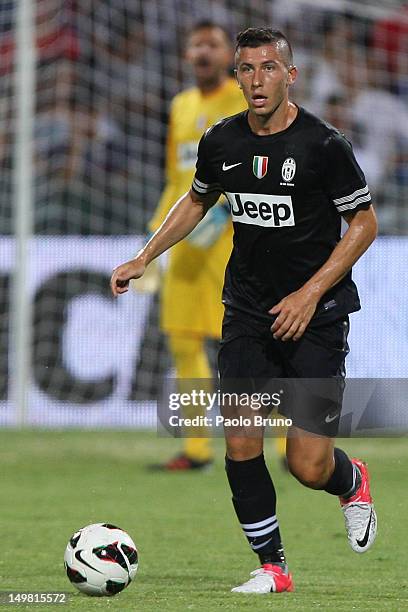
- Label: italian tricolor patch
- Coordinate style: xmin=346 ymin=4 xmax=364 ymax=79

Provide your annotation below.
xmin=253 ymin=156 xmax=268 ymax=179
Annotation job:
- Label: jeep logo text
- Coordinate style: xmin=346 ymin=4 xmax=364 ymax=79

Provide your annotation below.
xmin=225 ymin=192 xmax=295 ymax=227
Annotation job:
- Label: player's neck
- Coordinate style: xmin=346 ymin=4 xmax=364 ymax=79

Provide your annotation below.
xmin=247 ymin=100 xmax=298 ymax=136
xmin=197 ymin=74 xmax=229 ymax=96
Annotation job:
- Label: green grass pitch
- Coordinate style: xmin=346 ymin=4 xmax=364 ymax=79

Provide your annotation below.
xmin=0 ymin=431 xmax=407 ymax=611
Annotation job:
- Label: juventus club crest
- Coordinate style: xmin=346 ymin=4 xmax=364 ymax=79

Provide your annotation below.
xmin=253 ymin=156 xmax=268 ymax=179
xmin=281 ymin=157 xmax=296 ymax=182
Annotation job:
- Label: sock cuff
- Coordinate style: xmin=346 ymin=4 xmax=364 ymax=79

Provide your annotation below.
xmin=324 ymin=447 xmax=355 ymax=497
xmin=342 ymin=463 xmax=362 ymax=499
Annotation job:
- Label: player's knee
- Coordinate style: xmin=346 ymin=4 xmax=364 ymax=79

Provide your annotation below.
xmin=225 ymin=437 xmax=263 ymax=461
xmin=288 ymin=457 xmax=331 ymax=489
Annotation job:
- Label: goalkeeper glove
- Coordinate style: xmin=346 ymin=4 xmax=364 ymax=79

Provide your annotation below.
xmin=187 ymin=202 xmax=230 ymax=249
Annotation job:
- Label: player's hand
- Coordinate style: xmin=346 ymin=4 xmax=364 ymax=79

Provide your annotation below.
xmin=110 ymin=257 xmax=146 ymax=297
xmin=268 ymin=288 xmax=319 ymax=342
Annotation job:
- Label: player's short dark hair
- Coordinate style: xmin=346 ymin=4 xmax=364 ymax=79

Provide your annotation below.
xmin=189 ymin=20 xmax=232 ymax=45
xmin=235 ymin=28 xmax=293 ymax=68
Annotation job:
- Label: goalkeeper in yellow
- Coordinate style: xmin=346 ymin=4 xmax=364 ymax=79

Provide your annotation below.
xmin=147 ymin=21 xmax=285 ymax=470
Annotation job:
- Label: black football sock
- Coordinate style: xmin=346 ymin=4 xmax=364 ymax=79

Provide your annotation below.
xmin=324 ymin=447 xmax=362 ymax=498
xmin=225 ymin=453 xmax=286 ymax=566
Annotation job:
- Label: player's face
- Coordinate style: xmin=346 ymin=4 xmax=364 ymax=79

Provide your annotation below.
xmin=235 ymin=45 xmax=297 ymax=117
xmin=186 ymin=27 xmax=232 ymax=88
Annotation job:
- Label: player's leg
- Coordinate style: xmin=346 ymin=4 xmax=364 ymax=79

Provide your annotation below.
xmin=225 ymin=433 xmax=293 ymax=593
xmin=157 ymin=240 xmax=225 ymax=470
xmin=171 ymin=334 xmax=213 ymax=465
xmin=286 ymin=427 xmax=376 ymax=552
xmin=152 ymin=333 xmax=213 ymax=470
xmin=283 ymin=318 xmax=377 ymax=553
xmin=219 ymin=323 xmax=293 ymax=594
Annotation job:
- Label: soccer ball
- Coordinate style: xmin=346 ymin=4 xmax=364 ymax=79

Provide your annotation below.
xmin=64 ymin=523 xmax=138 ymax=596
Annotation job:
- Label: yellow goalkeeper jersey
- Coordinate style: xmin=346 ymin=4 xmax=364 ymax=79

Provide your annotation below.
xmin=149 ymin=78 xmax=245 ymax=337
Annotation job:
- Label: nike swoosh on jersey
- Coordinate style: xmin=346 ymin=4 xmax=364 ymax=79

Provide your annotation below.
xmin=75 ymin=550 xmax=104 ymax=573
xmin=356 ymin=509 xmax=373 ymax=548
xmin=222 ymin=162 xmax=243 ymax=171
xmin=325 ymin=412 xmax=339 ymax=424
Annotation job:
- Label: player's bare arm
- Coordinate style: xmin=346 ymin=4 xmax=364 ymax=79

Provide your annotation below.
xmin=110 ymin=189 xmax=220 ymax=296
xmin=270 ymin=206 xmax=378 ymax=341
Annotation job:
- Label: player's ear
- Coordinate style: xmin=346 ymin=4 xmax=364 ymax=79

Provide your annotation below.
xmin=287 ymin=65 xmax=298 ymax=86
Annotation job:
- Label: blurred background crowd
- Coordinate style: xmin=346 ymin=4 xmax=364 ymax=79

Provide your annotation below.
xmin=1 ymin=0 xmax=408 ymax=236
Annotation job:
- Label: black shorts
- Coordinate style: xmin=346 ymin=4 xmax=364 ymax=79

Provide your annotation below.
xmin=218 ymin=308 xmax=350 ymax=437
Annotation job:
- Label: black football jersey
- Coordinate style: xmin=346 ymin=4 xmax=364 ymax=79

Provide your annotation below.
xmin=191 ymin=106 xmax=372 ymax=326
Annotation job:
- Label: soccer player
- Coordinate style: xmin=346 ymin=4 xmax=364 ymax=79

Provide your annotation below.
xmin=146 ymin=21 xmax=287 ymax=471
xmin=111 ymin=28 xmax=378 ymax=593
